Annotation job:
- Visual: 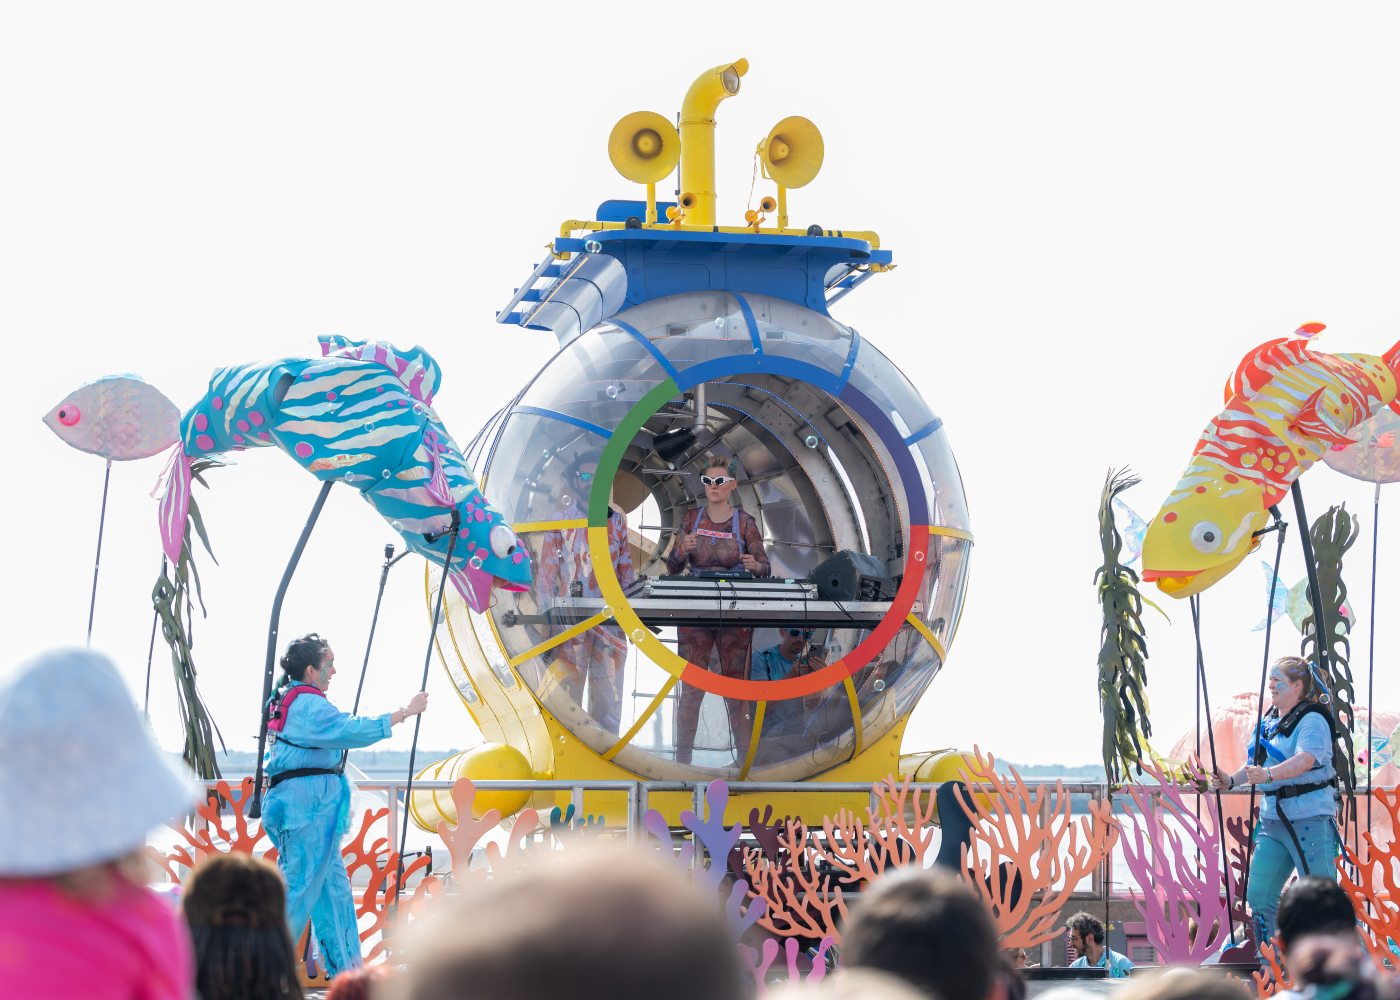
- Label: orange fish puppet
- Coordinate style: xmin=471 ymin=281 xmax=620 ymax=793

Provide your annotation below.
xmin=1142 ymin=325 xmax=1400 ymax=597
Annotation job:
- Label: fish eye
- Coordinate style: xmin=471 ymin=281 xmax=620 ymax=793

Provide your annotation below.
xmin=489 ymin=524 xmax=517 ymax=558
xmin=58 ymin=405 xmax=81 ymax=427
xmin=1190 ymin=520 xmax=1224 ymax=554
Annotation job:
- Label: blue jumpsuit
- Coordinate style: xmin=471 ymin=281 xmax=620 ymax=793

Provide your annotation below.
xmin=261 ymin=692 xmax=392 ymax=978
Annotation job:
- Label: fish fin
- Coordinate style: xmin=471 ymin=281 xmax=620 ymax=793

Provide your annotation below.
xmin=157 ymin=446 xmax=192 ymax=566
xmin=1228 ymin=338 xmax=1293 ymax=402
xmin=1288 ymin=386 xmax=1357 ymax=447
xmin=451 ymin=565 xmax=492 ymax=614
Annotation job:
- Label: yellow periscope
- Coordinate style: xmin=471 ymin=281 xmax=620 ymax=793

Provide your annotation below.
xmin=1140 ymin=464 xmax=1268 ymax=598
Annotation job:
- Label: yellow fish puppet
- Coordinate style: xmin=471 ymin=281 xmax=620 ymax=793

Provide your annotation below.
xmin=1142 ymin=325 xmax=1400 ymax=598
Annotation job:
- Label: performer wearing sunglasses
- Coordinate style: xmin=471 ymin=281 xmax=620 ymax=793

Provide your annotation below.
xmin=665 ymin=453 xmax=770 ymax=765
xmin=751 ymin=627 xmax=825 ymax=742
xmin=536 ymin=451 xmax=635 ymax=734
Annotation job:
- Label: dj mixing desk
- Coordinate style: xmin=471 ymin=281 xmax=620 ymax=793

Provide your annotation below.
xmin=500 ymin=576 xmax=892 ymax=630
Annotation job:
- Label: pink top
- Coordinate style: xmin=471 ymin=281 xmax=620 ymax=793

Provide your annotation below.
xmin=0 ymin=876 xmax=193 ymax=1000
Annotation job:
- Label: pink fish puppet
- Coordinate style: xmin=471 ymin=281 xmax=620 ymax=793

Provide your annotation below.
xmin=43 ymin=375 xmax=181 ymax=461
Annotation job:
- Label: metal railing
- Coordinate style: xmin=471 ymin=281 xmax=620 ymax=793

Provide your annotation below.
xmin=191 ymin=778 xmax=1383 ymax=901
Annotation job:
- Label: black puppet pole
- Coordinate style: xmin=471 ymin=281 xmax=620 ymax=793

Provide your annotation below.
xmin=1190 ymin=595 xmax=1235 ymax=944
xmin=250 ymin=480 xmax=335 ymax=820
xmin=342 ymin=543 xmax=410 ymax=771
xmin=1241 ymin=506 xmax=1286 ymax=906
xmin=1290 ymin=480 xmax=1350 ymax=846
xmin=86 ymin=458 xmax=113 ymax=647
xmin=393 ymin=508 xmax=461 ymax=928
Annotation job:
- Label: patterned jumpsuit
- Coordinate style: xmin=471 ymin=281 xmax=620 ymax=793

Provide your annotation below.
xmin=536 ymin=500 xmax=635 ymax=735
xmin=665 ymin=506 xmax=770 ymax=764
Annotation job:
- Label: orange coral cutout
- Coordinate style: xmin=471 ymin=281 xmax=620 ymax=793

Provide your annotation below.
xmin=744 ymin=816 xmax=850 ymax=944
xmin=956 ymin=746 xmax=1119 ymax=949
xmin=1339 ymin=788 xmax=1400 ymax=970
xmin=147 ymin=781 xmax=441 ymax=975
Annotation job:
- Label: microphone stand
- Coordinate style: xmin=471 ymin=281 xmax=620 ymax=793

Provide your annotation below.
xmin=343 ymin=544 xmax=410 ymax=773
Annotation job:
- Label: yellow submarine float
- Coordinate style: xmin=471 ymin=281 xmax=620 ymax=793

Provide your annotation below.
xmin=410 ymin=59 xmax=975 ymax=832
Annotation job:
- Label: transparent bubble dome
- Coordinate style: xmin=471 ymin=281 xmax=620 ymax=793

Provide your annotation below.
xmin=465 ymin=290 xmax=972 ymax=781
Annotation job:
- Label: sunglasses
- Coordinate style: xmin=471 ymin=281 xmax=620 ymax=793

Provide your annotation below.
xmin=575 ymin=471 xmax=594 ymax=483
xmin=700 ymin=475 xmax=735 ymax=486
xmin=785 ymin=629 xmax=814 ymax=638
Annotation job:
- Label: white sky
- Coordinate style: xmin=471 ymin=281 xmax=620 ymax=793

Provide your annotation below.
xmin=3 ymin=4 xmax=1398 ymax=771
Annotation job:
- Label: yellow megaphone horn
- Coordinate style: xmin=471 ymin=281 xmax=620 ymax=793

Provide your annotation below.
xmin=608 ymin=111 xmax=681 ymax=225
xmin=759 ymin=116 xmax=823 ymax=230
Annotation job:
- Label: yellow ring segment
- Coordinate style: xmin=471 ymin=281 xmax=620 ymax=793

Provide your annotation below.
xmin=506 ymin=608 xmax=615 ymax=668
xmin=905 ymin=613 xmax=948 ymax=661
xmin=601 ymin=676 xmax=680 ymax=762
xmin=927 ymin=525 xmax=974 ymax=543
xmin=844 ymin=677 xmax=864 ymax=759
xmin=513 ymin=519 xmax=587 ymax=533
xmin=737 ymin=701 xmax=767 ymax=780
xmin=590 ymin=526 xmax=689 ymax=679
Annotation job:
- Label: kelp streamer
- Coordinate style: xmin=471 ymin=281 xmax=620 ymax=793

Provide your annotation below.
xmin=1095 ymin=470 xmax=1184 ymax=786
xmin=152 ymin=456 xmax=224 ymax=779
xmin=1300 ymin=504 xmax=1359 ymax=801
xmin=1096 ymin=469 xmax=1155 ymax=785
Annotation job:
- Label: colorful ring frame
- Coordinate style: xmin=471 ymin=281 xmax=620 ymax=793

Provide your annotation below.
xmin=587 ymin=354 xmax=933 ymax=703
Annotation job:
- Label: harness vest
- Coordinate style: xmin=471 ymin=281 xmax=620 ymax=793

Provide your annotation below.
xmin=264 ymin=683 xmax=343 ymax=788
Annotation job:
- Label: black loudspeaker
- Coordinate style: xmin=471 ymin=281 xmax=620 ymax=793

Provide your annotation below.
xmin=806 ymin=550 xmax=895 ymax=602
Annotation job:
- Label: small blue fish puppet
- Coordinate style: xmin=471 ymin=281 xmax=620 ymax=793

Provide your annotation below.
xmin=160 ymin=336 xmax=532 ymax=611
xmin=1111 ymin=495 xmax=1147 ymax=567
xmin=1250 ymin=560 xmax=1289 ymax=632
xmin=44 ymin=374 xmax=181 ymax=461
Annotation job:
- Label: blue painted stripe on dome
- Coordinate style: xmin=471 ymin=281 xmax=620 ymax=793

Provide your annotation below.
xmin=733 ymin=292 xmax=763 ymax=355
xmin=671 ymin=354 xmax=843 ymax=396
xmin=610 ymin=319 xmax=682 ymax=383
xmin=837 ymin=385 xmax=930 ymax=525
xmin=510 ymin=406 xmax=610 ymax=439
xmin=904 ymin=418 xmax=943 ymax=447
xmin=836 ymin=326 xmax=861 ymax=394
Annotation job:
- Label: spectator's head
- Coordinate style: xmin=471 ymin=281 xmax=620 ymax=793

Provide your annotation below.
xmin=1275 ymin=875 xmax=1359 ymax=986
xmin=0 ymin=648 xmax=194 ymax=882
xmin=1117 ymin=968 xmax=1251 ymax=1000
xmin=182 ymin=852 xmax=302 ymax=1000
xmin=842 ymin=869 xmax=1002 ymax=1000
xmin=1277 ymin=876 xmax=1355 ymax=953
xmin=809 ymin=969 xmax=931 ymax=1000
xmin=1065 ymin=911 xmax=1105 ymax=958
xmin=1285 ymin=934 xmax=1394 ymax=998
xmin=398 ymin=852 xmax=739 ymax=1000
xmin=327 ymin=964 xmax=390 ymax=1000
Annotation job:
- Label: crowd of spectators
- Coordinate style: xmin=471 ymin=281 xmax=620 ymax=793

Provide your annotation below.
xmin=1 ymin=647 xmax=1393 ymax=999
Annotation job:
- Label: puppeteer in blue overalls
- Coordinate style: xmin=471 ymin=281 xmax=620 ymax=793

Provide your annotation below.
xmin=1211 ymin=656 xmax=1339 ymax=965
xmin=259 ymin=633 xmax=428 ymax=978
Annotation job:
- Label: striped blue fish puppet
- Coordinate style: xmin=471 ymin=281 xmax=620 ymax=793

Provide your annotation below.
xmin=158 ymin=335 xmax=531 ymax=610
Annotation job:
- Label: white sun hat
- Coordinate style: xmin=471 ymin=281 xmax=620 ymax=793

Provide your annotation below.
xmin=0 ymin=647 xmax=197 ymax=876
